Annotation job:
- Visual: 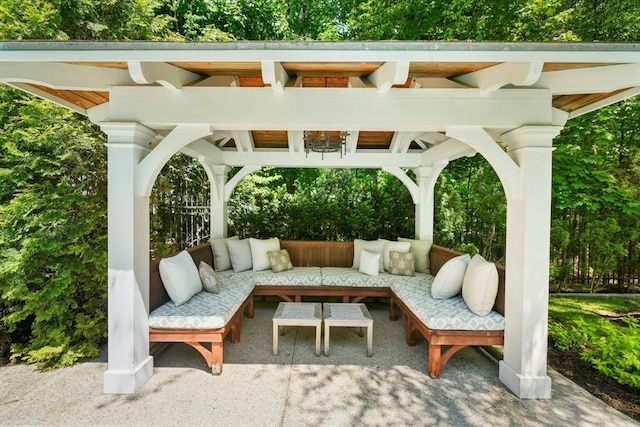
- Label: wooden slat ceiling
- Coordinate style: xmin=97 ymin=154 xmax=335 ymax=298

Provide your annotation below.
xmin=21 ymin=60 xmax=634 ymax=149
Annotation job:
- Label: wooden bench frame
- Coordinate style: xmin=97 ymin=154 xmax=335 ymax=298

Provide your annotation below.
xmin=149 ymin=244 xmax=254 ymax=374
xmin=390 ymin=245 xmax=506 ymax=377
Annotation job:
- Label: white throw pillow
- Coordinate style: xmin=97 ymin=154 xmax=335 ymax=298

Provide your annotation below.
xmin=359 ymin=250 xmax=380 ymax=277
xmin=249 ymin=237 xmax=281 ymax=271
xmin=352 ymin=239 xmax=385 ymax=272
xmin=198 ymin=261 xmax=220 ymax=294
xmin=210 ymin=236 xmax=239 ymax=271
xmin=398 ymin=237 xmax=432 ymax=273
xmin=227 ymin=239 xmax=253 ymax=272
xmin=431 ymin=253 xmax=471 ymax=299
xmin=159 ymin=250 xmax=202 ymax=306
xmin=462 ymin=254 xmax=499 ymax=316
xmin=383 ymin=241 xmax=411 ymax=271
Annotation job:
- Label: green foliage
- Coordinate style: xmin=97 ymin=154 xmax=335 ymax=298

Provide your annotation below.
xmin=549 ymin=296 xmax=640 ymax=388
xmin=0 ymin=87 xmax=108 ymax=368
xmin=0 ymin=0 xmax=65 ymax=39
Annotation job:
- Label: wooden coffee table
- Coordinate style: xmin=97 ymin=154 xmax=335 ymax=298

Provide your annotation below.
xmin=272 ymin=302 xmax=322 ymax=356
xmin=323 ymin=303 xmax=373 ymax=357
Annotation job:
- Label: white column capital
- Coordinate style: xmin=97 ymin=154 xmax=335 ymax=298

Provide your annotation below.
xmin=99 ymin=122 xmax=156 ymax=146
xmin=501 ymin=126 xmax=562 ymax=152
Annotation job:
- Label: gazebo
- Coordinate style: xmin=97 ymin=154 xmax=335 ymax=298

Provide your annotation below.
xmin=1 ymin=41 xmax=638 ymax=399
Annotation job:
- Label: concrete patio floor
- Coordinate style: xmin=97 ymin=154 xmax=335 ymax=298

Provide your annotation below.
xmin=0 ymin=301 xmax=637 ymax=426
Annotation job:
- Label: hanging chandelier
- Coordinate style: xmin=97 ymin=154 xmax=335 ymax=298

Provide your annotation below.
xmin=304 ymin=131 xmax=349 ymax=159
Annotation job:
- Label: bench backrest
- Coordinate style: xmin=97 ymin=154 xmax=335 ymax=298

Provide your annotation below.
xmin=430 ymin=245 xmax=505 ymax=316
xmin=149 ymin=241 xmax=506 ymax=316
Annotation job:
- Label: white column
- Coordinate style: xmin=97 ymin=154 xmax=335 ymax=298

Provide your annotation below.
xmin=414 ymin=162 xmax=447 ymax=240
xmin=101 ymin=122 xmax=156 ymax=394
xmin=200 ymin=161 xmax=230 ymax=239
xmin=499 ymin=126 xmax=562 ymax=399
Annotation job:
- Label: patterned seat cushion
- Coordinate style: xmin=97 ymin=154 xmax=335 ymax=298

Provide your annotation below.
xmin=149 ymin=273 xmax=254 ymax=329
xmin=253 ymin=267 xmax=322 ymax=286
xmin=321 ymin=267 xmax=390 ymax=287
xmin=390 ymin=275 xmax=505 ymax=331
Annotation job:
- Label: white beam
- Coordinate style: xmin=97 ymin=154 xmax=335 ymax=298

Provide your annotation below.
xmin=389 ymin=132 xmax=419 ymax=153
xmin=536 ymin=63 xmax=640 ymax=95
xmin=568 ymin=87 xmax=640 ymax=119
xmin=446 ymin=126 xmax=521 ymax=200
xmin=261 ymin=61 xmax=289 ymax=91
xmin=413 ymin=78 xmax=467 ymax=89
xmin=414 ymin=162 xmax=448 ymax=241
xmin=288 ymin=130 xmax=304 ymax=153
xmin=5 ymin=82 xmax=86 ymax=115
xmin=345 ymin=131 xmax=359 ymax=154
xmin=127 ymin=61 xmax=201 ymax=90
xmin=348 ymin=77 xmax=367 ymax=88
xmin=1 ymin=61 xmax=134 ymax=90
xmin=221 ymin=150 xmax=422 ymax=168
xmin=456 ymin=62 xmax=544 ymax=92
xmin=367 ymin=61 xmax=410 ymax=93
xmin=230 ymin=130 xmax=255 ymax=152
xmin=180 ymin=139 xmax=223 ymax=163
xmin=109 ymin=86 xmax=553 ymax=130
xmin=420 ymin=138 xmax=476 ymax=165
xmin=195 ymin=75 xmax=236 ymax=87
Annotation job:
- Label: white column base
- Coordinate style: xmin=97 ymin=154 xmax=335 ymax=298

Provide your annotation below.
xmin=103 ymin=356 xmax=154 ymax=394
xmin=499 ymin=360 xmax=551 ymax=399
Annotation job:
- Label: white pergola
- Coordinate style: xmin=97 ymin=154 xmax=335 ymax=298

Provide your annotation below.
xmin=1 ymin=41 xmax=639 ymax=399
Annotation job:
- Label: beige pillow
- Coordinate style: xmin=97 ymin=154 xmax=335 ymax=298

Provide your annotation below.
xmin=249 ymin=237 xmax=281 ymax=271
xmin=388 ymin=251 xmax=415 ymax=276
xmin=462 ymin=254 xmax=499 ymax=316
xmin=227 ymin=239 xmax=252 ymax=272
xmin=383 ymin=241 xmax=411 ymax=271
xmin=398 ymin=237 xmax=432 ymax=273
xmin=268 ymin=249 xmax=293 ymax=273
xmin=431 ymin=253 xmax=471 ymax=299
xmin=359 ymin=250 xmax=380 ymax=276
xmin=210 ymin=236 xmax=239 ymax=271
xmin=198 ymin=261 xmax=220 ymax=294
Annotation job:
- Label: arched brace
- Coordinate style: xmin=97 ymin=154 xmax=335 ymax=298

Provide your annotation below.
xmin=446 ymin=126 xmax=521 ymax=200
xmin=137 ymin=124 xmax=213 ymax=197
xmin=198 ymin=160 xmax=230 ymax=203
xmin=381 ymin=167 xmax=419 ymax=203
xmin=224 ymin=165 xmax=262 ymax=202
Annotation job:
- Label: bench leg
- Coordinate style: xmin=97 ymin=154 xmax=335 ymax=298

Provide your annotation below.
xmin=405 ymin=318 xmax=417 ymax=346
xmin=428 ymin=344 xmax=467 ymax=378
xmin=211 ymin=339 xmax=223 ymax=375
xmin=390 ymin=298 xmax=398 ymax=321
xmin=246 ymin=297 xmax=254 ymax=319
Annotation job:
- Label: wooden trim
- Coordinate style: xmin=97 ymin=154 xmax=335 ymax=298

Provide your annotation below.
xmin=254 ymin=285 xmax=389 ymax=304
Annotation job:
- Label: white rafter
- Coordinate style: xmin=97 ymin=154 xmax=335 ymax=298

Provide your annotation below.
xmin=389 ymin=132 xmax=419 ymax=153
xmin=455 ymin=62 xmax=544 ymax=92
xmin=569 ymin=87 xmax=640 ymax=119
xmin=127 ymin=61 xmax=201 ymax=90
xmin=420 ymin=138 xmax=476 ymax=165
xmin=345 ymin=131 xmax=359 ymax=154
xmin=367 ymin=61 xmax=410 ymax=93
xmin=261 ymin=61 xmax=289 ymax=91
xmin=535 ymin=63 xmax=640 ymax=95
xmin=287 ymin=130 xmax=304 ymax=153
xmin=180 ymin=139 xmax=223 ymax=163
xmin=230 ymin=130 xmax=255 ymax=152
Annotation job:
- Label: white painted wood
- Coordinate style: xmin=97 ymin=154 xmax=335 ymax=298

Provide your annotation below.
xmin=345 ymin=131 xmax=359 ymax=154
xmin=414 ymin=162 xmax=447 ymax=240
xmin=109 ymin=86 xmax=552 ymax=130
xmin=100 ymin=122 xmax=155 ymax=394
xmin=413 ymin=78 xmax=467 ymax=89
xmin=367 ymin=61 xmax=410 ymax=93
xmin=127 ymin=61 xmax=201 ymax=90
xmin=456 ymin=62 xmax=544 ymax=92
xmin=498 ymin=125 xmax=562 ymax=399
xmin=195 ymin=75 xmax=236 ymax=87
xmin=535 ymin=63 xmax=640 ymax=95
xmin=221 ymin=151 xmax=421 ymax=168
xmin=230 ymin=130 xmax=255 ymax=152
xmin=200 ymin=161 xmax=230 ymax=238
xmin=420 ymin=138 xmax=475 ymax=166
xmin=0 ymin=61 xmax=134 ymax=90
xmin=446 ymin=127 xmax=521 ymax=200
xmin=5 ymin=82 xmax=87 ymax=115
xmin=382 ymin=167 xmax=419 ymax=203
xmin=389 ymin=132 xmax=419 ymax=153
xmin=261 ymin=60 xmax=289 ymax=91
xmin=180 ymin=139 xmax=223 ymax=163
xmin=86 ymin=103 xmax=110 ymax=123
xmin=224 ymin=165 xmax=262 ymax=201
xmin=348 ymin=77 xmax=367 ymax=88
xmin=569 ymin=87 xmax=640 ymax=119
xmin=287 ymin=130 xmax=304 ymax=153
xmin=136 ymin=124 xmax=212 ymax=196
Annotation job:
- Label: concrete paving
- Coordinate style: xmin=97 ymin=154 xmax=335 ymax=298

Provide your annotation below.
xmin=0 ymin=301 xmax=637 ymax=426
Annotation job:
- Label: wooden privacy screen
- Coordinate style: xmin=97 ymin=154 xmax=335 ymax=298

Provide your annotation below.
xmin=280 ymin=240 xmax=354 ymax=267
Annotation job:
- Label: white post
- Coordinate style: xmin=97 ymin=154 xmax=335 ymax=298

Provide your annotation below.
xmin=200 ymin=161 xmax=230 ymax=239
xmin=499 ymin=126 xmax=562 ymax=399
xmin=414 ymin=162 xmax=447 ymax=240
xmin=101 ymin=122 xmax=156 ymax=394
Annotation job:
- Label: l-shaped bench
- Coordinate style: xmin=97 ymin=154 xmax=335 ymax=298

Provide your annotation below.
xmin=149 ymin=240 xmax=505 ymax=376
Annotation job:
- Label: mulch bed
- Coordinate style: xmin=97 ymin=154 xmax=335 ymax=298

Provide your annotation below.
xmin=547 ymin=343 xmax=640 ymax=422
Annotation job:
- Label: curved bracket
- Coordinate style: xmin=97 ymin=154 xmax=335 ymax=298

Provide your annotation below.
xmin=456 ymin=62 xmax=544 ymax=92
xmin=137 ymin=124 xmax=213 ymax=196
xmin=446 ymin=126 xmax=521 ymax=200
xmin=382 ymin=167 xmax=419 ymax=203
xmin=224 ymin=165 xmax=262 ymax=201
xmin=127 ymin=61 xmax=201 ymax=91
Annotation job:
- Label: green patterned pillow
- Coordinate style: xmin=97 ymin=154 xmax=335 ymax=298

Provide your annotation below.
xmin=267 ymin=249 xmax=294 ymax=273
xmin=388 ymin=251 xmax=415 ymax=276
